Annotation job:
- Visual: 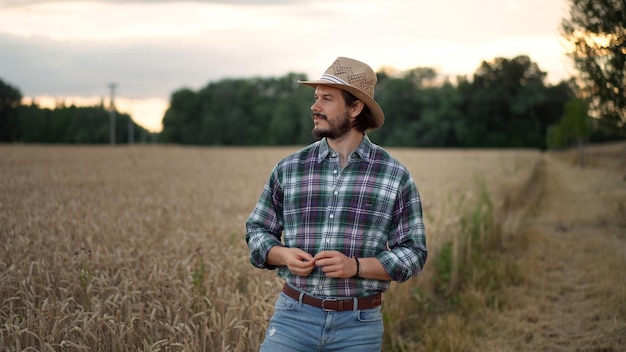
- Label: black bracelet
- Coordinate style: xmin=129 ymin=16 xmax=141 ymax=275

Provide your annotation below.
xmin=353 ymin=257 xmax=361 ymax=278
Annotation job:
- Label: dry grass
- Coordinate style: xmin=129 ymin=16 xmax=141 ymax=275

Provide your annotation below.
xmin=474 ymin=142 xmax=626 ymax=352
xmin=1 ymin=144 xmax=544 ymax=351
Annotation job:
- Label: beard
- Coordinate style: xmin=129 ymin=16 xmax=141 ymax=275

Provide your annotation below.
xmin=311 ymin=111 xmax=352 ymax=140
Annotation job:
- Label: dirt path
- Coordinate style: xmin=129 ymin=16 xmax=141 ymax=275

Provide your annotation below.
xmin=478 ymin=144 xmax=626 ymax=351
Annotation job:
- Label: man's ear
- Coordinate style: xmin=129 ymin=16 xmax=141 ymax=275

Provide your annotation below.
xmin=350 ymin=100 xmax=364 ymax=118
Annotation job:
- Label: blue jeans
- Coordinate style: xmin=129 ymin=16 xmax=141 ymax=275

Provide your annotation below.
xmin=259 ymin=291 xmax=384 ymax=352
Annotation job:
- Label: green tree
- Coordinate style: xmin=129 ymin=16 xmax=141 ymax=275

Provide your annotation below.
xmin=161 ymin=73 xmax=312 ymax=146
xmin=561 ymin=0 xmax=626 ymax=132
xmin=16 ymin=102 xmax=147 ymax=144
xmin=0 ymin=78 xmax=23 ymax=141
xmin=266 ymin=73 xmax=313 ymax=145
xmin=414 ymin=80 xmax=463 ymax=147
xmin=457 ymin=56 xmax=561 ymax=148
xmin=161 ymin=88 xmax=199 ymax=144
xmin=548 ymin=98 xmax=590 ymax=145
xmin=374 ymin=69 xmax=424 ymax=146
xmin=547 ymin=97 xmax=590 ymax=166
xmin=158 ymin=58 xmax=574 ymax=148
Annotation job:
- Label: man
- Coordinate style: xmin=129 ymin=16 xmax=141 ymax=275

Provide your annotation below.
xmin=246 ymin=57 xmax=427 ymax=351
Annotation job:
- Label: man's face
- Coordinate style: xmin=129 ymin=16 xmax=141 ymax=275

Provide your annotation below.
xmin=310 ymin=86 xmax=352 ymax=140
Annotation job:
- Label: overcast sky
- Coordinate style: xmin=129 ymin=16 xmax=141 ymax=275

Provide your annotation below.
xmin=0 ymin=0 xmax=572 ymax=132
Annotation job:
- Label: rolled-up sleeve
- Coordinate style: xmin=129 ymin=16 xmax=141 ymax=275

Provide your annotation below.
xmin=376 ymin=176 xmax=428 ymax=282
xmin=245 ymin=168 xmax=284 ymax=269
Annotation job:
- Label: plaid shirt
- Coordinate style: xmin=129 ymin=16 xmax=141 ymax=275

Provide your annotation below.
xmin=246 ymin=136 xmax=427 ymax=298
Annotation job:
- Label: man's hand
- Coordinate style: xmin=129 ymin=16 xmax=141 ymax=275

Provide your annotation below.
xmin=267 ymin=246 xmax=315 ymax=276
xmin=314 ymin=251 xmax=357 ymax=279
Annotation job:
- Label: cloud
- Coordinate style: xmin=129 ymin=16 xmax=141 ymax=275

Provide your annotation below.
xmin=0 ymin=0 xmax=572 ymax=131
xmin=1 ymin=34 xmax=187 ymax=98
xmin=0 ymin=30 xmax=318 ymax=100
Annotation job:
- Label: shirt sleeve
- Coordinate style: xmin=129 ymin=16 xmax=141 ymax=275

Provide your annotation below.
xmin=245 ymin=166 xmax=285 ymax=270
xmin=376 ymin=175 xmax=428 ymax=282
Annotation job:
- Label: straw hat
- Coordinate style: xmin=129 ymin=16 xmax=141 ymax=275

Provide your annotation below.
xmin=298 ymin=57 xmax=385 ymax=129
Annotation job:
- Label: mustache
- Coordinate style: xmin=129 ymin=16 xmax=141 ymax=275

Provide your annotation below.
xmin=312 ymin=113 xmax=327 ymax=120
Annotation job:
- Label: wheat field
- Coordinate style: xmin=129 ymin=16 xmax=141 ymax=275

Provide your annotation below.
xmin=0 ymin=144 xmax=542 ymax=351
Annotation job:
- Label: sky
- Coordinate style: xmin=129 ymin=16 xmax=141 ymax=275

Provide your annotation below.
xmin=0 ymin=0 xmax=573 ymax=133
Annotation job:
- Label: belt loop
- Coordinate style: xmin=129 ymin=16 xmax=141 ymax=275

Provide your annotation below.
xmin=298 ymin=290 xmax=305 ymax=307
xmin=352 ymin=297 xmax=358 ymax=312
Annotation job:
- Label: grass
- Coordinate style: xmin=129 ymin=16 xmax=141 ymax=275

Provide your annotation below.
xmin=381 ymin=178 xmax=508 ymax=351
xmin=381 ymin=161 xmax=544 ymax=352
xmin=78 ymin=246 xmax=93 ymax=311
xmin=191 ymin=247 xmax=207 ymax=299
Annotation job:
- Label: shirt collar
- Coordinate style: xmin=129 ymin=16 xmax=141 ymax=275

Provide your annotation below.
xmin=317 ymin=135 xmax=373 ymax=163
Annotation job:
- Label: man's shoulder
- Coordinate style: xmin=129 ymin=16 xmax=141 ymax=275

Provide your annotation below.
xmin=368 ymin=142 xmax=413 ymax=179
xmin=369 ymin=142 xmax=404 ymax=166
xmin=277 ymin=141 xmax=321 ymax=166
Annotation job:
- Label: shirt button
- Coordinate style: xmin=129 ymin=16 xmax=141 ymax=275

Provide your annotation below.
xmin=333 ymin=169 xmax=338 ymax=174
xmin=333 ymin=191 xmax=338 ymax=195
xmin=329 ymin=214 xmax=334 ymax=219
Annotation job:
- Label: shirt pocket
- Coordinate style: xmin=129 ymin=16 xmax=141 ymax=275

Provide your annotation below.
xmin=351 ymin=194 xmax=394 ymax=230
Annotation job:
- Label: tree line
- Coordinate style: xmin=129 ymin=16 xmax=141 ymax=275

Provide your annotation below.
xmin=159 ymin=53 xmax=622 ymax=149
xmin=160 ymin=56 xmax=574 ymax=149
xmin=0 ymin=55 xmax=617 ymax=149
xmin=0 ymin=84 xmax=155 ymax=144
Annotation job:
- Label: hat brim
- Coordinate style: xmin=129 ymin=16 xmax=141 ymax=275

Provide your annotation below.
xmin=298 ymin=80 xmax=385 ymax=129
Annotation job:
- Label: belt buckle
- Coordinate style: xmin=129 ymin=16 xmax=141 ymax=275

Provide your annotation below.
xmin=321 ymin=298 xmax=338 ymax=311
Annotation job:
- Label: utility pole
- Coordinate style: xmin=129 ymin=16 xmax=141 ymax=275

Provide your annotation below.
xmin=108 ymin=83 xmax=116 ymax=145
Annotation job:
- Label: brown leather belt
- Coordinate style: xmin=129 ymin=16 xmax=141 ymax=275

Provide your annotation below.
xmin=282 ymin=283 xmax=382 ymax=312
